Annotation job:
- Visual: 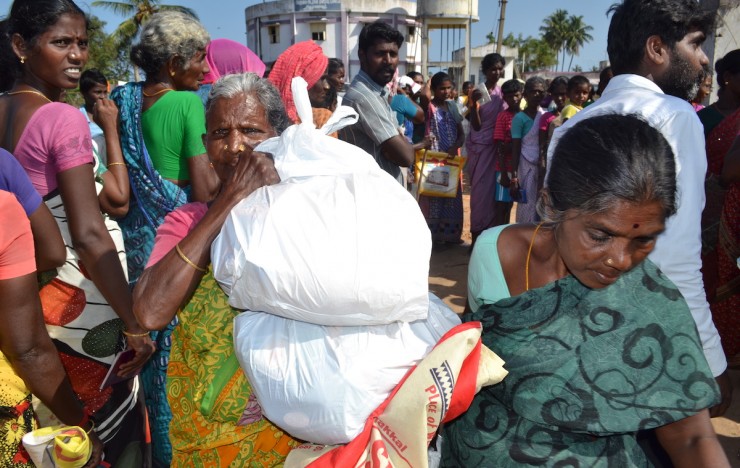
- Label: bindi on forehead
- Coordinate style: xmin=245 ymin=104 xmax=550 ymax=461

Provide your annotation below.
xmin=633 ymin=223 xmax=640 ymax=229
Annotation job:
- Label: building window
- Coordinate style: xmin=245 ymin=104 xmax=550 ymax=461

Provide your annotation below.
xmin=268 ymin=25 xmax=279 ymax=44
xmin=311 ymin=23 xmax=326 ymax=42
xmin=407 ymin=26 xmax=416 ymax=43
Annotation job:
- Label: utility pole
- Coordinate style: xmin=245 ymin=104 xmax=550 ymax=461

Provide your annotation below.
xmin=495 ymin=0 xmax=507 ymax=54
xmin=465 ymin=0 xmax=472 ymax=83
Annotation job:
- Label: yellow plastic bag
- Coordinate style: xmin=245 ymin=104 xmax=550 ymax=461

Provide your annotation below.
xmin=414 ymin=150 xmax=466 ymax=198
xmin=22 ymin=425 xmax=91 ymax=468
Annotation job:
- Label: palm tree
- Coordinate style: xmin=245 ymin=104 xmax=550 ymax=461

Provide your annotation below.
xmin=92 ymin=0 xmax=198 ymax=80
xmin=565 ymin=15 xmax=594 ymax=72
xmin=539 ymin=9 xmax=569 ymax=71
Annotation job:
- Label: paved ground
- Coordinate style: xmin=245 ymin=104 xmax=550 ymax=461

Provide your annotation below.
xmin=428 ymin=194 xmax=740 ymax=465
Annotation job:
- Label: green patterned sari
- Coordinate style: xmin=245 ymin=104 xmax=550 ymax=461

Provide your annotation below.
xmin=167 ymin=269 xmax=298 ymax=467
xmin=442 ymin=259 xmax=718 ymax=467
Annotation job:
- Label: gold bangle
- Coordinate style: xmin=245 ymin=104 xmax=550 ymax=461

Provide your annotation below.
xmin=175 ymin=243 xmax=206 ymax=272
xmin=122 ymin=329 xmax=150 ymax=337
xmin=107 ymin=162 xmax=126 ymax=167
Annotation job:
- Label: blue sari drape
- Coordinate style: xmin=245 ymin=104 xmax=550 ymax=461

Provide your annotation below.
xmin=110 ymin=82 xmax=190 ymax=466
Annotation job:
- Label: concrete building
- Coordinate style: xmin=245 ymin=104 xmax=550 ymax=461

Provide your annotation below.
xmin=701 ymin=0 xmax=740 ymax=103
xmin=245 ymin=0 xmax=421 ymax=80
xmin=245 ymin=0 xmax=480 ymax=82
xmin=450 ymin=43 xmax=517 ymax=86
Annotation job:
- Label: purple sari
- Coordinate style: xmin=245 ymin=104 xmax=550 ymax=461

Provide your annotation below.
xmin=466 ymin=86 xmax=505 ymax=235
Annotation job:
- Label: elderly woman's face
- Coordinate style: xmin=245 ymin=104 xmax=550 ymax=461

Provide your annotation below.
xmin=554 ymin=199 xmax=665 ymax=289
xmin=171 ymin=48 xmax=209 ymax=91
xmin=204 ymin=92 xmax=277 ymax=181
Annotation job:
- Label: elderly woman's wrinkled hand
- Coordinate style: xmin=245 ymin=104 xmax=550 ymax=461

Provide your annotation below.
xmin=222 ymin=150 xmax=281 ymax=201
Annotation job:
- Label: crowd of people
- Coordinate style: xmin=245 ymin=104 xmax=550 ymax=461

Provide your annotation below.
xmin=0 ymin=0 xmax=736 ymax=466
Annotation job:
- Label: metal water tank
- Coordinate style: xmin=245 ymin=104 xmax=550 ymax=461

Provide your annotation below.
xmin=418 ymin=0 xmax=479 ymax=19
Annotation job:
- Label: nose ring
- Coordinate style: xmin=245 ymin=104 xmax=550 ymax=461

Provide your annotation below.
xmin=606 ymin=258 xmax=614 ymax=266
xmin=238 ymin=144 xmax=246 ymax=152
xmin=223 ymin=144 xmax=229 ymax=151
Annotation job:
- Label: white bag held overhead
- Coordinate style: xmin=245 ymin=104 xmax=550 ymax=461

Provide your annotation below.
xmin=212 ymin=77 xmax=432 ymax=326
xmin=233 ymin=293 xmax=462 ymax=445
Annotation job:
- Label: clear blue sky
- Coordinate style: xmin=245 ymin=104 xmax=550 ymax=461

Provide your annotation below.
xmin=74 ymin=0 xmax=613 ymax=70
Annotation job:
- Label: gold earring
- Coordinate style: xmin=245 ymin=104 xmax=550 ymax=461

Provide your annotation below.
xmin=170 ymin=71 xmax=176 ymax=77
xmin=20 ymin=56 xmax=25 ymax=64
xmin=238 ymin=144 xmax=246 ymax=152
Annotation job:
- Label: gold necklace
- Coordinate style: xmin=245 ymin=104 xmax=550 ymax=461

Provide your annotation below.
xmin=6 ymin=89 xmax=52 ymax=103
xmin=142 ymin=85 xmax=173 ymax=97
xmin=525 ymin=222 xmax=544 ymax=291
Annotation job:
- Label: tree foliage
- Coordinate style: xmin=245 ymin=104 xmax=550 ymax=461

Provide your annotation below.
xmin=501 ymin=33 xmax=557 ymax=74
xmin=489 ymin=10 xmax=594 ymax=73
xmin=92 ymin=0 xmax=198 ymax=80
xmin=86 ymin=15 xmax=131 ymax=82
xmin=92 ymin=0 xmax=197 ymax=49
xmin=539 ymin=9 xmax=593 ymax=71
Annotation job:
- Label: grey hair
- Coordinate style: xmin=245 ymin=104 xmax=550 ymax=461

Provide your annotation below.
xmin=524 ymin=75 xmax=547 ymax=92
xmin=206 ymin=72 xmax=291 ymax=135
xmin=130 ymin=10 xmax=209 ymax=78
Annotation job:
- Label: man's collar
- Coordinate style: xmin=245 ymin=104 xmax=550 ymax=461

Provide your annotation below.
xmin=602 ymin=74 xmax=663 ymax=97
xmin=357 ymin=70 xmax=389 ymax=97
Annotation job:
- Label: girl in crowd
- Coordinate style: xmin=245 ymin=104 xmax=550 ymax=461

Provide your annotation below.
xmin=717 ymin=133 xmax=740 ymax=367
xmin=0 ymin=0 xmax=154 ymax=464
xmin=418 ymin=72 xmax=465 ymax=243
xmin=700 ymin=50 xmax=740 ymax=366
xmin=538 ymin=76 xmax=568 ymax=188
xmin=466 ymin=53 xmax=506 ymax=246
xmin=492 ymin=79 xmax=523 ymax=226
xmin=133 ymin=73 xmax=296 ymax=466
xmin=510 ymin=76 xmax=546 ymax=224
xmin=699 ymin=49 xmax=740 ymax=137
xmin=558 ymin=74 xmax=591 ymax=123
xmin=444 ymin=114 xmax=728 ymax=467
xmin=324 ymin=57 xmax=345 ymax=110
xmin=692 ymin=69 xmax=712 ymax=111
xmin=110 ymin=12 xmax=216 ymax=464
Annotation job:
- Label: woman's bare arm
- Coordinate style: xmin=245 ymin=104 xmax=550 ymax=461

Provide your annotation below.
xmin=94 ymin=99 xmax=129 ymax=218
xmin=655 ymin=410 xmax=730 ymax=468
xmin=57 ymin=164 xmax=154 ymax=373
xmin=134 ymin=152 xmax=279 ymax=330
xmin=27 ymin=204 xmax=65 ymax=272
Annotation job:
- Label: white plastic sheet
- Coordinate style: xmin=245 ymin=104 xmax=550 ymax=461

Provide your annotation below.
xmin=212 ymin=77 xmax=432 ymax=326
xmin=233 ymin=293 xmax=461 ymax=445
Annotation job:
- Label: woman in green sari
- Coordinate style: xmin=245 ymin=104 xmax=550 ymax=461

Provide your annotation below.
xmin=442 ymin=114 xmax=729 ymax=467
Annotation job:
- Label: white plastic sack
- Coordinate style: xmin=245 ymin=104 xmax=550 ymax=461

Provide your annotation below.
xmin=233 ymin=293 xmax=461 ymax=445
xmin=212 ymin=77 xmax=432 ymax=326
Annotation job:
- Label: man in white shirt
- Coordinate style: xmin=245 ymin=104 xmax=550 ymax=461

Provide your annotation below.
xmin=548 ymin=0 xmax=731 ymax=415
